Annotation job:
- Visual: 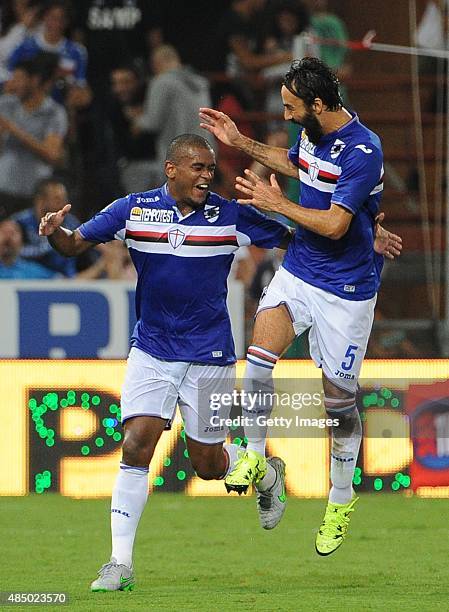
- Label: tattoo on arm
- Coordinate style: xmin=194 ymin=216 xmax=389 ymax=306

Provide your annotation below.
xmin=239 ymin=136 xmax=298 ymax=178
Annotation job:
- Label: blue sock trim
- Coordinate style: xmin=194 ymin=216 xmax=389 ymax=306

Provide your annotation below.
xmin=247 ymin=356 xmax=274 ymax=370
xmin=120 ymin=463 xmax=149 ymax=473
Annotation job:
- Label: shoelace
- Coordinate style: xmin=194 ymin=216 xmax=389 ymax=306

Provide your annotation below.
xmin=230 ymin=451 xmax=251 ymax=476
xmin=98 ymin=561 xmax=119 ymax=578
xmin=319 ymin=506 xmax=354 ymax=538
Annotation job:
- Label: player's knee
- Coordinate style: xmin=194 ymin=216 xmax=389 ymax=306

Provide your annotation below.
xmin=122 ymin=431 xmax=152 ymax=467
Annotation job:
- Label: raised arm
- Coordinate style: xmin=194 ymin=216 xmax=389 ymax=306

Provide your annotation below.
xmin=236 ymin=170 xmax=352 ymax=239
xmin=39 ymin=204 xmax=95 ymax=256
xmin=235 ymin=170 xmax=403 ymax=256
xmin=199 ymin=107 xmax=298 ymax=178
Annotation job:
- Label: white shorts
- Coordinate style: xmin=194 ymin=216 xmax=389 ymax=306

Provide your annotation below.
xmin=257 ymin=266 xmax=376 ymax=393
xmin=121 ymin=347 xmax=236 ymax=444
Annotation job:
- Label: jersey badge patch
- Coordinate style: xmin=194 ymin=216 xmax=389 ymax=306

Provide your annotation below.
xmin=330 ymin=139 xmax=346 ymax=159
xmin=169 ymin=228 xmax=186 ymax=249
xmin=204 ymin=205 xmax=220 ymax=223
xmin=309 ymin=161 xmax=319 ymax=182
xmin=130 ymin=206 xmax=142 ymax=221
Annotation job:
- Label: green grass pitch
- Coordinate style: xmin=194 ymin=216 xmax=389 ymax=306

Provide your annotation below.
xmin=2 ymin=493 xmax=447 ymax=611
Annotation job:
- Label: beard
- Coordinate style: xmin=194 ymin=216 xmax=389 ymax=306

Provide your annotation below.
xmin=292 ymin=109 xmax=324 ymax=145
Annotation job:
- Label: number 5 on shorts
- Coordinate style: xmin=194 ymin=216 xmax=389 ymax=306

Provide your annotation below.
xmin=341 ymin=344 xmax=358 ymax=371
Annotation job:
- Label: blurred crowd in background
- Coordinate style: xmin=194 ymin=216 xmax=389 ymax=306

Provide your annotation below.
xmin=0 ymin=0 xmax=350 ymax=280
xmin=4 ymin=0 xmax=419 ymax=358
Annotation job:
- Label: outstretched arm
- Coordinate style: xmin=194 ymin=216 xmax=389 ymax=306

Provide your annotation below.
xmin=39 ymin=204 xmax=95 ymax=256
xmin=199 ymin=107 xmax=298 ymax=178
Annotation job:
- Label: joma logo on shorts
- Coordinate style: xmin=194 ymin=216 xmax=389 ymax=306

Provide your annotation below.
xmin=334 ymin=369 xmax=355 ymax=380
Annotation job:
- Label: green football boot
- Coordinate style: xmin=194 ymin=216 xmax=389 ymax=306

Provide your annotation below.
xmin=224 ymin=449 xmax=267 ymax=494
xmin=315 ymin=497 xmax=359 ymax=556
xmin=91 ymin=558 xmax=135 ymax=592
xmin=256 ymin=456 xmax=287 ymax=529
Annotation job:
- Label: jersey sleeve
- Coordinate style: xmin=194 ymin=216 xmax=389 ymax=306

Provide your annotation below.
xmin=77 ymin=197 xmax=129 ymax=243
xmin=7 ymin=39 xmax=29 ymax=70
xmin=287 ymin=132 xmax=302 ymax=167
xmin=236 ymin=204 xmax=289 ymax=248
xmin=331 ymin=143 xmax=383 ymax=214
xmin=73 ymin=43 xmax=88 ymax=85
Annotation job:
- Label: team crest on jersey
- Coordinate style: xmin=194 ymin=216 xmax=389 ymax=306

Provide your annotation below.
xmin=168 ymin=228 xmax=186 ymax=249
xmin=330 ymin=139 xmax=346 ymax=159
xmin=204 ymin=205 xmax=220 ymax=223
xmin=130 ymin=206 xmax=142 ymax=221
xmin=308 ymin=161 xmax=319 ymax=182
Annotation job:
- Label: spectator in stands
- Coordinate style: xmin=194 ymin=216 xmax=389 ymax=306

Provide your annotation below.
xmin=214 ymin=0 xmax=293 ymax=107
xmin=12 ymin=176 xmax=130 ymax=279
xmin=216 ymin=0 xmax=291 ymax=76
xmin=73 ymin=1 xmax=162 ymax=217
xmin=0 ymin=218 xmax=57 ymax=278
xmin=133 ymin=45 xmax=214 ymax=184
xmin=108 ymin=64 xmax=156 ymax=194
xmin=73 ymin=0 xmax=162 ymax=100
xmin=12 ymin=177 xmax=78 ymax=276
xmin=0 ymin=0 xmax=42 ymax=86
xmin=8 ymin=0 xmax=91 ymax=110
xmin=94 ymin=240 xmax=137 ymax=281
xmin=0 ymin=52 xmax=67 ymax=219
xmin=307 ymin=0 xmax=350 ymax=77
xmin=262 ymin=1 xmax=318 ymax=125
xmin=212 ymin=82 xmax=257 ymax=199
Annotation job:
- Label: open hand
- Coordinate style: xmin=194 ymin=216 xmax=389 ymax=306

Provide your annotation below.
xmin=374 ymin=212 xmax=402 ymax=259
xmin=39 ymin=204 xmax=72 ymax=236
xmin=199 ymin=107 xmax=242 ymax=147
xmin=235 ymin=169 xmax=285 ymax=212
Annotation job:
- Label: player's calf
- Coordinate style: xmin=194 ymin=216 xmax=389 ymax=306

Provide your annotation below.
xmin=186 ymin=437 xmax=242 ymax=481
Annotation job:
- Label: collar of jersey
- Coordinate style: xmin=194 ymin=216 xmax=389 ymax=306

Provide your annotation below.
xmin=318 ymin=109 xmax=359 ymax=145
xmin=162 ymin=183 xmax=204 ymax=221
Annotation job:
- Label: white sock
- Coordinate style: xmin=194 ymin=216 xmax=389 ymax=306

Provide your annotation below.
xmin=223 ymin=443 xmax=242 ymax=478
xmin=244 ymin=345 xmax=278 ymax=456
xmin=111 ymin=463 xmax=149 ymax=567
xmin=329 ymin=407 xmax=362 ymax=505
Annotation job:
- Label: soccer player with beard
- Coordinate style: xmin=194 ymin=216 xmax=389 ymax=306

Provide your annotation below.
xmin=39 ymin=134 xmax=291 ymax=591
xmin=200 ymin=57 xmax=402 ymax=553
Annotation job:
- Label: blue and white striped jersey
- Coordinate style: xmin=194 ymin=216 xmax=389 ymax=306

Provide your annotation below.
xmin=78 ymin=184 xmax=288 ymax=364
xmin=284 ymin=111 xmax=384 ymax=300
